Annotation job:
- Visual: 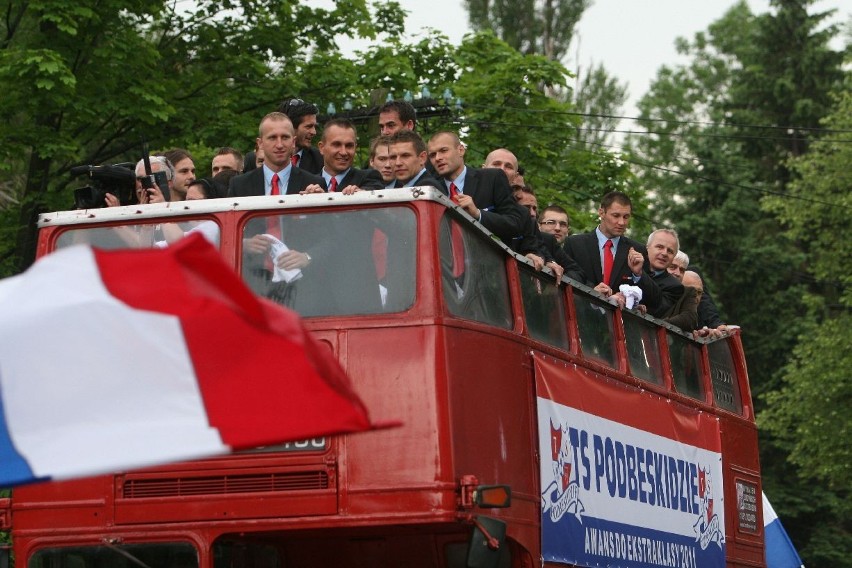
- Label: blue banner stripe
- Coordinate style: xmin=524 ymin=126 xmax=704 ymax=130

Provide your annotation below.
xmin=0 ymin=376 xmax=38 ymax=487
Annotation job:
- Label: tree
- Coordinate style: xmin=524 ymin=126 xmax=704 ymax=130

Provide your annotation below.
xmin=463 ymin=0 xmax=590 ymax=61
xmin=757 ymin=93 xmax=852 ymax=564
xmin=628 ymin=2 xmax=849 ymax=564
xmin=0 ymin=0 xmax=404 ymax=276
xmin=570 ymin=62 xmax=629 ymax=150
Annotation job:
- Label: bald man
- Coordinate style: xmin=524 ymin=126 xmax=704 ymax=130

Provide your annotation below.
xmin=428 ymin=132 xmax=525 ymax=243
xmin=483 ymin=148 xmax=519 ymax=184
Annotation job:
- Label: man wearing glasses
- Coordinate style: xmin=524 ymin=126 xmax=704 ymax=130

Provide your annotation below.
xmin=538 ymin=205 xmax=571 ymax=246
xmin=278 ymin=97 xmax=323 ymax=175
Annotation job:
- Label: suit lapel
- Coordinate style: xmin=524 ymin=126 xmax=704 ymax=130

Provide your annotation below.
xmin=464 ymin=167 xmax=479 ymax=198
xmin=584 ymin=232 xmax=604 ymax=284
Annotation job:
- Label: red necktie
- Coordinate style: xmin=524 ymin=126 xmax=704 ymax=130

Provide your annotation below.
xmin=372 ymin=229 xmax=388 ymax=281
xmin=328 ymin=177 xmax=338 ymax=192
xmin=291 ymin=154 xmax=299 ymax=167
xmin=603 ymin=239 xmax=614 ymax=286
xmin=449 ymin=182 xmax=461 ymax=200
xmin=265 ymin=173 xmax=282 ymax=271
xmin=448 ymin=182 xmax=465 ymax=278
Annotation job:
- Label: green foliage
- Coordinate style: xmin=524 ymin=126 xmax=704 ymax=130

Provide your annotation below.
xmin=0 ymin=0 xmax=406 ymax=274
xmin=761 ymin=315 xmax=852 ymax=487
xmin=764 ymin=91 xmax=852 ymax=307
xmin=463 ymin=0 xmax=589 ymax=61
xmin=629 ymin=3 xmax=849 ymax=563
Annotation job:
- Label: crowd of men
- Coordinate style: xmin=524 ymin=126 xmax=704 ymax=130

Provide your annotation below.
xmin=119 ymin=97 xmax=729 ymax=338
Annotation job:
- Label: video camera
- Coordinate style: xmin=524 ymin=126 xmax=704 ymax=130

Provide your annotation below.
xmin=71 ymin=163 xmax=137 ymax=209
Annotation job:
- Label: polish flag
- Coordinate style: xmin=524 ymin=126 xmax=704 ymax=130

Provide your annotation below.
xmin=0 ymin=234 xmax=378 ymax=487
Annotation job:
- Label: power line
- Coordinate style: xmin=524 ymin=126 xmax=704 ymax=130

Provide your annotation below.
xmin=458 ymin=102 xmax=852 ymax=136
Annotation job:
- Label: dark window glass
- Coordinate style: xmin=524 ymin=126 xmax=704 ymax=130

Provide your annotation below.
xmin=214 ymin=540 xmax=281 ymax=568
xmin=241 ymin=208 xmax=416 ymax=318
xmin=519 ymin=268 xmax=569 ymax=350
xmin=573 ymin=292 xmax=617 ymax=368
xmin=440 ymin=214 xmax=512 ymax=329
xmin=623 ymin=312 xmax=664 ymax=385
xmin=56 ymin=220 xmax=220 ymax=250
xmin=708 ymin=340 xmax=743 ymax=413
xmin=30 ymin=543 xmax=197 ymax=568
xmin=668 ymin=333 xmax=706 ymax=401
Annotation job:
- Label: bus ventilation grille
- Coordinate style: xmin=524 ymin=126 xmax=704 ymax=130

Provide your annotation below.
xmin=122 ymin=471 xmax=329 ymax=498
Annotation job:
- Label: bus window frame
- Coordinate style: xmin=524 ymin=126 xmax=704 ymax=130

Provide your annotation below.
xmin=234 ymin=202 xmax=421 ymax=322
xmin=24 ymin=534 xmax=205 ymax=568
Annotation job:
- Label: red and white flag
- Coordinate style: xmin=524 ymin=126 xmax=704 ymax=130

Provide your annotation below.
xmin=0 ymin=234 xmax=377 ymax=486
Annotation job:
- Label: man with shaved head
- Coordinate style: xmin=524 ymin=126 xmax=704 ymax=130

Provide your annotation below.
xmin=483 ymin=148 xmax=519 ymax=185
xmin=428 ymin=132 xmax=525 ymax=243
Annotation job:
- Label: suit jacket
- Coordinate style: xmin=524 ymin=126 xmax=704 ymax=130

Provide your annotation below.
xmin=648 ymin=270 xmax=685 ymax=319
xmin=690 ymin=268 xmax=724 ymax=328
xmin=540 ymin=231 xmax=586 ymax=283
xmin=294 ymin=147 xmax=324 ymax=175
xmin=663 ymin=286 xmax=699 ymax=331
xmin=331 ymin=167 xmax=384 ymax=191
xmin=396 ymin=170 xmax=445 ymax=192
xmin=564 ymin=230 xmax=664 ymax=313
xmin=565 ymin=231 xmax=649 ymax=288
xmin=228 ymin=166 xmax=326 ymax=197
xmin=450 ymin=167 xmax=525 ymax=244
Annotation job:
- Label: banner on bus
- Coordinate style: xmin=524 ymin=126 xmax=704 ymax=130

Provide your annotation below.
xmin=535 ymin=354 xmax=725 ymax=568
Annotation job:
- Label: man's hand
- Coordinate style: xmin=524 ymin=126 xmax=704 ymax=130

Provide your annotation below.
xmin=277 ymin=250 xmax=311 ymax=270
xmin=341 ymin=185 xmax=361 ymax=195
xmin=453 ymin=194 xmax=480 ymax=219
xmin=594 ymin=282 xmax=613 ymax=296
xmin=627 ymin=247 xmax=645 ymax=276
xmin=299 ymin=184 xmax=324 ymax=194
xmin=244 ymin=234 xmax=272 ymax=255
xmin=545 ymin=261 xmax=564 ymax=282
xmin=525 ymin=253 xmax=544 ymax=271
xmin=136 ymin=183 xmax=166 ymax=204
xmin=105 ymin=193 xmax=120 ymax=207
xmin=610 ymin=292 xmax=627 ymax=309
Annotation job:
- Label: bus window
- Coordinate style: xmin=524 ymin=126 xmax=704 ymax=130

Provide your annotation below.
xmin=55 ymin=220 xmax=220 ymax=250
xmin=573 ymin=291 xmax=617 ymax=368
xmin=668 ymin=333 xmax=706 ymax=401
xmin=519 ymin=267 xmax=569 ymax=350
xmin=29 ymin=543 xmax=197 ymax=568
xmin=622 ymin=311 xmax=664 ymax=385
xmin=439 ymin=213 xmax=512 ymax=329
xmin=708 ymin=340 xmax=743 ymax=413
xmin=240 ymin=207 xmax=416 ymax=318
xmin=213 ymin=540 xmax=281 ymax=568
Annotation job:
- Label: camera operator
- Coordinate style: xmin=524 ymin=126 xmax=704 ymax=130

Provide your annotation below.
xmin=105 ymin=156 xmax=175 ymax=206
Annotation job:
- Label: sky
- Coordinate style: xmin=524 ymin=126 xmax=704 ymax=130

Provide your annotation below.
xmin=323 ymin=0 xmax=849 ymax=121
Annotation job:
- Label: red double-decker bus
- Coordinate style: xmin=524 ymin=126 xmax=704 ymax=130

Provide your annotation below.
xmin=3 ymin=188 xmax=764 ymax=567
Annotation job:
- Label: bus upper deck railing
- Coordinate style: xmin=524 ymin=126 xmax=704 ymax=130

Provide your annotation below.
xmin=36 ymin=187 xmax=753 ymax=422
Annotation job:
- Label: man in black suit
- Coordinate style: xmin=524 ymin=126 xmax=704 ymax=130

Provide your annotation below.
xmin=228 ymin=112 xmax=325 ymax=198
xmin=388 ymin=130 xmax=443 ymax=191
xmin=318 ymin=118 xmax=384 ymax=193
xmin=643 ymin=228 xmax=686 ymax=319
xmin=278 ymin=98 xmax=323 ymax=175
xmin=564 ymin=191 xmax=667 ymax=315
xmin=427 ymin=131 xmax=525 ymax=244
xmin=228 ymin=112 xmax=326 ymax=290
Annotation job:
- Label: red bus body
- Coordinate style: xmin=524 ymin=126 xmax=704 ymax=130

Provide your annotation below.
xmin=7 ymin=189 xmax=764 ymax=567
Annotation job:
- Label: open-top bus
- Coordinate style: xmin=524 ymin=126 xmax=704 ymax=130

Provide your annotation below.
xmin=3 ymin=188 xmax=764 ymax=567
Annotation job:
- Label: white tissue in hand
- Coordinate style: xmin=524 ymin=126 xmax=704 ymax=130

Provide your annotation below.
xmin=619 ymin=284 xmax=643 ymax=309
xmin=264 ymin=233 xmax=303 ymax=283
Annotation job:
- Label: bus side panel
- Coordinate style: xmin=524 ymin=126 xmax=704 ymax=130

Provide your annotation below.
xmin=444 ymin=326 xmax=540 ymax=559
xmin=341 ymin=325 xmax=459 ymax=519
xmin=720 ymin=417 xmax=764 ymax=567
